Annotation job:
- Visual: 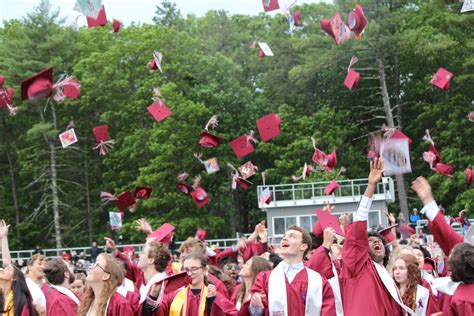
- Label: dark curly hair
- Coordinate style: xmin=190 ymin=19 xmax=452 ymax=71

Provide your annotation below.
xmin=368 ymin=231 xmax=390 ymax=266
xmin=449 ymin=243 xmax=474 ymax=284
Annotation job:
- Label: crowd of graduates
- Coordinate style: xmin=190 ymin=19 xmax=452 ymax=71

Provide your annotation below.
xmin=0 ymin=159 xmax=473 ymax=315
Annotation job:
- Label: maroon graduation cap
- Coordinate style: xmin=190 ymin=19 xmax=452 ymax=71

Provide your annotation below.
xmin=147 ymin=101 xmax=172 ymax=122
xmin=114 ymin=191 xmax=136 ymax=212
xmin=378 ymin=225 xmax=398 ymax=243
xmin=312 ymin=209 xmax=345 ymax=238
xmin=256 ymin=113 xmax=281 ymax=142
xmin=134 ymin=186 xmax=152 ymax=199
xmin=148 ymin=223 xmax=175 ymax=245
xmin=87 ymin=5 xmax=107 ymax=28
xmin=431 ymin=68 xmax=454 ymax=91
xmin=262 ymin=0 xmax=280 ymax=12
xmin=20 ymin=67 xmax=53 ymax=101
xmin=347 ymin=5 xmax=368 ymax=39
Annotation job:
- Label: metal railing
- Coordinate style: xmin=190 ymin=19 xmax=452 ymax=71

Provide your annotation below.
xmin=257 ymin=177 xmax=395 ymax=208
xmin=8 ymin=237 xmax=247 ymax=262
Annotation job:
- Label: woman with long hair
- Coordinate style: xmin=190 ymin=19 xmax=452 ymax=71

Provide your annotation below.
xmin=77 ymin=253 xmax=133 ymax=316
xmin=392 ymin=254 xmax=438 ymax=315
xmin=231 ymin=256 xmax=271 ymax=315
xmin=144 ymin=252 xmax=238 ymax=315
xmin=0 ymin=264 xmax=38 ymax=316
xmin=443 ymin=242 xmax=474 ymax=315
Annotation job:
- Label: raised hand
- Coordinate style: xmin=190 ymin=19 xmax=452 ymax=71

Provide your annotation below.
xmin=384 ymin=211 xmax=396 ymax=225
xmin=411 ymin=176 xmax=434 ymax=205
xmin=322 ymin=201 xmax=335 ymax=214
xmin=207 ymin=284 xmax=217 ymax=298
xmin=322 ymin=227 xmax=336 ymax=249
xmin=250 ymin=292 xmax=265 ymax=308
xmin=339 ymin=213 xmax=350 ymax=226
xmin=0 ymin=220 xmax=9 ymax=239
xmin=368 ymin=158 xmax=384 ymax=185
xmin=136 ymin=218 xmax=153 ymax=234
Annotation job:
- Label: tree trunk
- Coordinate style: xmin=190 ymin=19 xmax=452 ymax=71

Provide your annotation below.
xmin=84 ymin=142 xmax=93 ymax=244
xmin=5 ymin=150 xmax=21 ymax=240
xmin=376 ymin=54 xmax=409 ymax=217
xmin=49 ymin=102 xmax=62 ymax=248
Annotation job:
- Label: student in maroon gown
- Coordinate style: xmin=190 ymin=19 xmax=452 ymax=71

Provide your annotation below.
xmin=392 ymin=254 xmax=438 ymax=315
xmin=143 ymin=252 xmax=238 ymax=315
xmin=339 ymin=158 xmax=414 ymax=316
xmin=231 ymin=256 xmax=271 ymax=316
xmin=42 ymin=259 xmax=80 ymax=315
xmin=77 ymin=253 xmax=133 ymax=316
xmin=0 ymin=219 xmax=38 ymax=316
xmin=411 ymin=176 xmax=474 ymax=315
xmin=249 ymin=225 xmax=336 ymax=316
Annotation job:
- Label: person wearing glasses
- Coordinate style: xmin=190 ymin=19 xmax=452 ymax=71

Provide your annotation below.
xmin=42 ymin=259 xmax=80 ymax=315
xmin=77 ymin=253 xmax=133 ymax=316
xmin=144 ymin=252 xmax=238 ymax=315
xmin=0 ymin=219 xmax=38 ymax=316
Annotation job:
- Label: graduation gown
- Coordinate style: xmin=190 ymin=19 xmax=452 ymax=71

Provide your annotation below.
xmin=442 ymin=283 xmax=474 ymax=316
xmin=41 ymin=284 xmax=79 ymax=315
xmin=427 ymin=212 xmax=463 ymax=256
xmin=231 ymin=283 xmax=251 ymax=316
xmin=251 ymin=267 xmax=336 ymax=316
xmin=105 ymin=292 xmax=135 ymax=316
xmin=146 ymin=286 xmax=238 ymax=316
xmin=340 ymin=220 xmax=404 ymax=316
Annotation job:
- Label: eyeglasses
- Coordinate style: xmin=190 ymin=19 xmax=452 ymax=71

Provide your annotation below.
xmin=224 ymin=265 xmax=240 ymax=271
xmin=92 ymin=262 xmax=110 ymax=274
xmin=183 ymin=266 xmax=203 ymax=274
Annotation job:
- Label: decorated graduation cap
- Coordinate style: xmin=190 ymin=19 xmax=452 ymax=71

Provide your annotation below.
xmin=347 ymin=5 xmax=368 ymax=39
xmin=194 ymin=152 xmax=220 ymax=175
xmin=258 ymin=42 xmax=274 ymax=59
xmin=259 ymin=172 xmax=272 ymax=204
xmin=239 ymin=161 xmax=258 ymax=179
xmin=422 ymin=130 xmax=453 ymax=177
xmin=0 ymin=75 xmax=17 ymax=115
xmin=148 ymin=223 xmax=175 ymax=245
xmin=378 ymin=225 xmax=397 ymax=243
xmin=461 ymin=0 xmax=474 ymax=13
xmin=86 ymin=5 xmax=107 ymax=28
xmin=293 ymin=11 xmax=301 ymax=26
xmin=344 ymin=56 xmax=360 ymax=90
xmin=262 ymin=0 xmax=280 ymax=12
xmin=432 ymin=162 xmax=454 ymax=178
xmin=195 ymin=228 xmax=207 ymax=241
xmin=53 ymin=75 xmax=81 ymax=103
xmin=134 ymin=186 xmax=152 ymax=199
xmin=20 ymin=67 xmax=53 ymax=101
xmin=199 ymin=115 xmax=225 ymax=148
xmin=73 ymin=0 xmax=102 ymax=19
xmin=256 ymin=113 xmax=281 ymax=142
xmin=312 ymin=208 xmax=345 ymax=238
xmin=190 ymin=175 xmax=209 ymax=208
xmin=324 ymin=167 xmax=346 ymax=195
xmin=177 ymin=173 xmax=192 ymax=195
xmin=228 ymin=163 xmax=253 ymax=190
xmin=229 ymin=131 xmax=259 ymax=160
xmin=320 ymin=12 xmax=351 ymax=45
xmin=430 ymin=68 xmax=453 ymax=91
xmin=92 ymin=124 xmax=115 ymax=155
xmin=311 ymin=137 xmax=337 ymax=172
xmin=112 ymin=19 xmax=121 ymax=33
xmin=467 ymin=167 xmax=473 ymax=183
xmin=380 ymin=128 xmax=412 ymax=176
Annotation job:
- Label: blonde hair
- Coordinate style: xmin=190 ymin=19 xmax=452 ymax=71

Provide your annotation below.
xmin=387 ymin=245 xmax=415 ymax=276
xmin=77 ymin=254 xmax=124 ymax=316
xmin=179 ymin=237 xmax=205 ymax=255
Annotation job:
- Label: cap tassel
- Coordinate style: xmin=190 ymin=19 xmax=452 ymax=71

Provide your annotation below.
xmin=381 ymin=124 xmax=397 ymax=138
xmin=193 ymin=152 xmax=204 ymax=164
xmin=347 ymin=55 xmax=359 ymax=73
xmin=6 ymin=103 xmax=17 ymax=116
xmin=0 ymin=89 xmax=17 ymax=116
xmin=93 ymin=139 xmax=115 ymax=156
xmin=246 ymin=131 xmax=259 ymax=146
xmin=100 ymin=191 xmax=118 ymax=203
xmin=53 ymin=75 xmax=80 ymax=103
xmin=335 ymin=167 xmax=346 ymax=180
xmin=422 ymin=129 xmax=434 ymax=145
xmin=468 ymin=111 xmax=474 ymax=122
xmin=152 ymin=87 xmax=164 ymax=102
xmin=204 ymin=115 xmax=218 ymax=131
xmin=177 ymin=172 xmax=189 ymax=182
xmin=192 ymin=175 xmax=202 ymax=190
xmin=262 ymin=171 xmax=266 ymax=187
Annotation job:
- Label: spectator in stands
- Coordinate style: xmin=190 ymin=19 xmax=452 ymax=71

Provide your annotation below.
xmin=397 ymin=212 xmax=407 ymax=225
xmin=90 ymin=241 xmax=101 ymax=264
xmin=450 ymin=210 xmax=471 ymax=235
xmin=410 ymin=209 xmax=421 ymax=229
xmin=78 ymin=253 xmax=133 ymax=315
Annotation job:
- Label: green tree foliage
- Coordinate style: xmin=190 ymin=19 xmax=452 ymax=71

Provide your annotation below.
xmin=0 ymin=0 xmax=472 ymax=249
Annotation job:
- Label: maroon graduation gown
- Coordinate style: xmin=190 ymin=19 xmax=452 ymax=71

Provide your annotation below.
xmin=441 ymin=283 xmax=474 ymax=316
xmin=428 ymin=212 xmax=463 ymax=256
xmin=153 ymin=287 xmax=238 ymax=316
xmin=231 ymin=283 xmax=251 ymax=316
xmin=251 ymin=268 xmax=336 ymax=316
xmin=340 ymin=220 xmax=403 ymax=316
xmin=41 ymin=285 xmax=78 ymax=315
xmin=106 ymin=292 xmax=135 ymax=316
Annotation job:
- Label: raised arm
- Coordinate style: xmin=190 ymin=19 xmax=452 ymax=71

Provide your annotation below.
xmin=411 ymin=177 xmax=463 ymax=256
xmin=0 ymin=220 xmax=12 ymax=266
xmin=341 ymin=158 xmax=384 ymax=277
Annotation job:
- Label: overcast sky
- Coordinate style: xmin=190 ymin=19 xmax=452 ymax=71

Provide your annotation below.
xmin=0 ymin=0 xmax=325 ymax=27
